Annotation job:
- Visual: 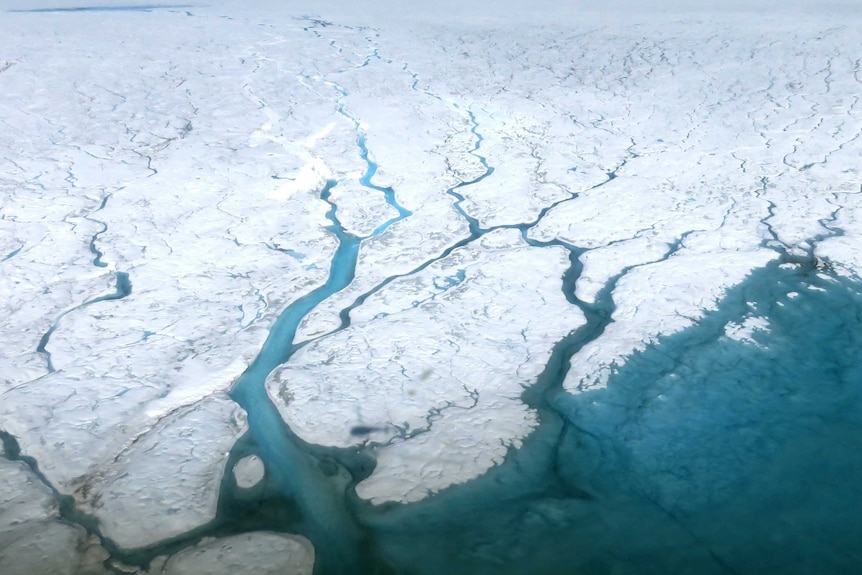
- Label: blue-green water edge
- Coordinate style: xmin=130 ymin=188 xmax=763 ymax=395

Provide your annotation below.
xmin=225 ymin=107 xmax=862 ymax=574
xmin=361 ymin=259 xmax=862 ymax=575
xmin=220 ymin=191 xmax=862 ymax=575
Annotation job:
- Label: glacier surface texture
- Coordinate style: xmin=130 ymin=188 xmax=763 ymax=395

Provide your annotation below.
xmin=1 ymin=1 xmax=861 ymax=574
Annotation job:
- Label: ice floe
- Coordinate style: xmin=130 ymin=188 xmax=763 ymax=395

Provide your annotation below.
xmin=233 ymin=454 xmax=266 ymax=489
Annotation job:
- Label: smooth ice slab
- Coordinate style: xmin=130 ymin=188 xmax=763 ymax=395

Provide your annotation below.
xmin=78 ymin=395 xmax=247 ymax=549
xmin=0 ymin=457 xmax=107 ymax=575
xmin=232 ymin=455 xmax=265 ymax=489
xmin=158 ymin=532 xmax=314 ymax=575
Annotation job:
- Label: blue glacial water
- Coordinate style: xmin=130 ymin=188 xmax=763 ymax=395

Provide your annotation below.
xmin=356 ymin=132 xmax=413 ymax=237
xmin=89 ymin=196 xmax=111 ymax=268
xmin=331 ymin=84 xmax=413 ymax=239
xmin=212 ymin=161 xmax=862 ymax=575
xmin=207 ymin=237 xmax=862 ymax=575
xmin=352 ymin=259 xmax=862 ymax=575
xmin=225 ymin=180 xmax=371 ymax=573
xmin=213 ymin=95 xmax=861 ymax=574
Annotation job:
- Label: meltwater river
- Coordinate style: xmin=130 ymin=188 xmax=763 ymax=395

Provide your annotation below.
xmin=215 ymin=103 xmax=862 ymax=574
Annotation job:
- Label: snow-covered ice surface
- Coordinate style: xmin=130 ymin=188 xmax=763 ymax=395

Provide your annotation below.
xmin=1 ymin=1 xmax=862 ymax=573
xmin=232 ymin=454 xmax=265 ymax=489
xmin=1 ymin=456 xmax=88 ymax=575
xmin=157 ymin=532 xmax=314 ymax=575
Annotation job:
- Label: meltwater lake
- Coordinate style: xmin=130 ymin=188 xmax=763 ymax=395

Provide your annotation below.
xmin=210 ymin=251 xmax=862 ymax=575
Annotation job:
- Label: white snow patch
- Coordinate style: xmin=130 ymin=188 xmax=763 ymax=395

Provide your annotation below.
xmin=724 ymin=315 xmax=771 ymax=345
xmin=81 ymin=395 xmax=247 ymax=549
xmin=159 ymin=532 xmax=314 ymax=575
xmin=233 ymin=455 xmax=266 ymax=489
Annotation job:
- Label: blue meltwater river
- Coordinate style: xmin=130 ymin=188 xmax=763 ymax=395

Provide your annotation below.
xmin=218 ymin=170 xmax=862 ymax=575
xmin=216 ymin=93 xmax=862 ymax=574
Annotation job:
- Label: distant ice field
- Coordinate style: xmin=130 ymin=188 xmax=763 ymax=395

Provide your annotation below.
xmin=1 ymin=2 xmax=861 ymax=574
